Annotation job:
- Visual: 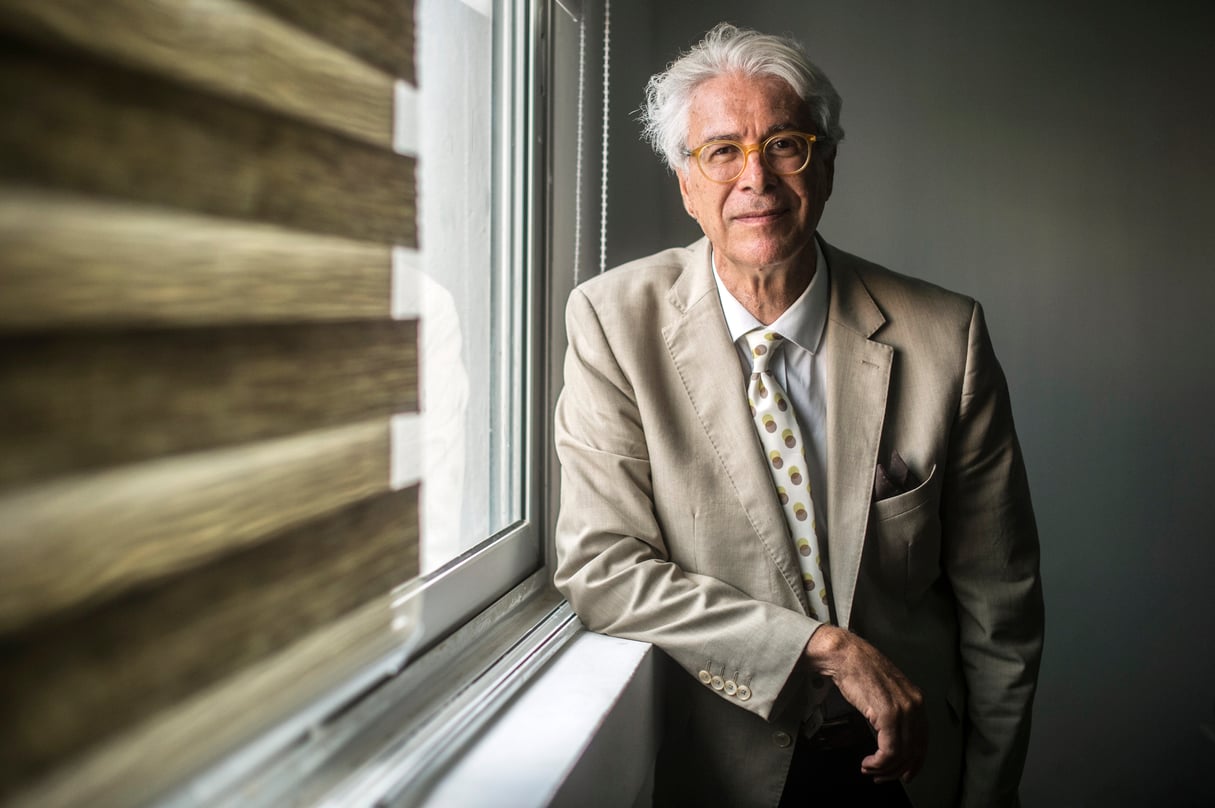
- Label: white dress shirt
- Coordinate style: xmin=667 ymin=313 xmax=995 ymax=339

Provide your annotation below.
xmin=712 ymin=239 xmax=831 ymax=563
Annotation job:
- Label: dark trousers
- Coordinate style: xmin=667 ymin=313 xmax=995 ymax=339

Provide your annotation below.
xmin=778 ymin=732 xmax=915 ymax=808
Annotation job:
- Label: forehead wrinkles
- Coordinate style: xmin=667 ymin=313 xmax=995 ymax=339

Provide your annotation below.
xmin=685 ymin=75 xmax=810 ymax=146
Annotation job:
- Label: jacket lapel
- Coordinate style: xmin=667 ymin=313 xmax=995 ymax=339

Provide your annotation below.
xmin=661 ymin=240 xmax=810 ymax=613
xmin=821 ymin=242 xmax=892 ymax=629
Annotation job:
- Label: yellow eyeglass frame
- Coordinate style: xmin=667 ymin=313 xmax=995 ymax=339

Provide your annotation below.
xmin=687 ymin=130 xmax=819 ymax=184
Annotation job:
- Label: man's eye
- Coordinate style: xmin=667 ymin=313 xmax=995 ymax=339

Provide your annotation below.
xmin=768 ymin=137 xmax=798 ymax=154
xmin=705 ymin=144 xmax=738 ymax=162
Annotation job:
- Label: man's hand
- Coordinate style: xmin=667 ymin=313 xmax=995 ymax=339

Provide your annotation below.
xmin=805 ymin=625 xmax=927 ymax=783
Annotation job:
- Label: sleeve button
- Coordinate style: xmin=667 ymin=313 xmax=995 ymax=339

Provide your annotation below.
xmin=723 ymin=679 xmax=738 ymax=696
xmin=698 ymin=670 xmax=712 ymax=685
xmin=737 ymin=685 xmax=752 ymax=701
xmin=710 ymin=675 xmax=724 ymax=690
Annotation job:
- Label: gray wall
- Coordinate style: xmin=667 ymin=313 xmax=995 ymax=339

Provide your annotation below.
xmin=604 ymin=2 xmax=1215 ymax=804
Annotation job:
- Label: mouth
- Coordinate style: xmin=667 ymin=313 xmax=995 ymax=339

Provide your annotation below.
xmin=732 ymin=207 xmax=788 ymax=224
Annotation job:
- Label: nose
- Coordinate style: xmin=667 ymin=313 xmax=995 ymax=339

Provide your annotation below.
xmin=737 ymin=144 xmax=776 ymax=191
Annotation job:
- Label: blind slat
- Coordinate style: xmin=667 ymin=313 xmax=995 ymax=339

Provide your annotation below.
xmin=0 ymin=189 xmax=393 ymax=328
xmin=0 ymin=320 xmax=417 ymax=488
xmin=0 ymin=0 xmax=399 ymax=149
xmin=1 ymin=487 xmax=418 ymax=799
xmin=7 ymin=579 xmax=419 ymax=808
xmin=249 ymin=0 xmax=416 ymax=84
xmin=0 ymin=45 xmax=416 ymax=244
xmin=0 ymin=419 xmax=395 ymax=632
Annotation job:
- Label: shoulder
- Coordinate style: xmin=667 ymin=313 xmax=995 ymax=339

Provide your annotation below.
xmin=575 ymin=241 xmax=699 ymax=303
xmin=824 ymin=241 xmax=979 ymax=345
xmin=567 ymin=239 xmax=707 ymax=334
xmin=828 ymin=243 xmax=975 ymax=318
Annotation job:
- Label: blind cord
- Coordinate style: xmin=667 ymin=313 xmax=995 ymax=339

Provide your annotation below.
xmin=597 ymin=0 xmax=611 ymax=275
xmin=571 ymin=3 xmax=587 ymax=285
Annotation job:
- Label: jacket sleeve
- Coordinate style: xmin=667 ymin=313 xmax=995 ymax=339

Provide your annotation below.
xmin=552 ymin=287 xmax=818 ymax=722
xmin=943 ymin=302 xmax=1045 ymax=807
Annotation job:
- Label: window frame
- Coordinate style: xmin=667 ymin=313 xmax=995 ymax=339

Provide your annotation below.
xmin=402 ymin=0 xmax=549 ymax=662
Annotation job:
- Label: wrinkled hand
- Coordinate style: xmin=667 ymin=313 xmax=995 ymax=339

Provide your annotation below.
xmin=804 ymin=625 xmax=927 ymax=783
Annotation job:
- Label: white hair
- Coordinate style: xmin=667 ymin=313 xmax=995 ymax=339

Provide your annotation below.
xmin=639 ymin=23 xmax=844 ymax=171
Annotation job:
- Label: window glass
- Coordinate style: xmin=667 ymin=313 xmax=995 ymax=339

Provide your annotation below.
xmin=416 ymin=0 xmax=522 ymax=574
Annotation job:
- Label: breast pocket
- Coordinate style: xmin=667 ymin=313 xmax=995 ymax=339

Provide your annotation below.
xmin=869 ymin=463 xmax=942 ymax=603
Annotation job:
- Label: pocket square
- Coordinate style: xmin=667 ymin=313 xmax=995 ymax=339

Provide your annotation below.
xmin=874 ymin=451 xmax=920 ymax=501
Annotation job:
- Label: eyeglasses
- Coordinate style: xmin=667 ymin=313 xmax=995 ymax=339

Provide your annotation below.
xmin=687 ymin=130 xmax=819 ymax=184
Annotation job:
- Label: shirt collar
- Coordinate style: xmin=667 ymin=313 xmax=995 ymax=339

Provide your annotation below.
xmin=712 ymin=239 xmax=830 ymax=355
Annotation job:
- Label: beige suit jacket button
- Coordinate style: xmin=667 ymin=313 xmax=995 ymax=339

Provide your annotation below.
xmin=737 ymin=684 xmax=752 ymax=701
xmin=723 ymin=679 xmax=738 ymax=696
xmin=698 ymin=670 xmax=712 ymax=685
xmin=710 ymin=675 xmax=724 ymax=690
xmin=773 ymin=731 xmax=793 ymax=748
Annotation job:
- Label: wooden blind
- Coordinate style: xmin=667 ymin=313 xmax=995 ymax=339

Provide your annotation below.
xmin=0 ymin=1 xmax=421 ymax=803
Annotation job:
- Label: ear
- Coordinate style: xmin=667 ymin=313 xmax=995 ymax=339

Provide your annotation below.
xmin=677 ymin=169 xmax=698 ymax=220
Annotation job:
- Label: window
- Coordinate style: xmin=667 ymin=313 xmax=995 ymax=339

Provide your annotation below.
xmin=407 ymin=0 xmax=544 ymax=639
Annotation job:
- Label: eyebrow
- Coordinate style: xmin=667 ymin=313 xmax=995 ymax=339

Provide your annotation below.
xmin=697 ymin=121 xmax=805 ymax=145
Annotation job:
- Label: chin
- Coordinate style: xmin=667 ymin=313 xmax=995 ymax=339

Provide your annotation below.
xmin=741 ymin=239 xmax=810 ymax=269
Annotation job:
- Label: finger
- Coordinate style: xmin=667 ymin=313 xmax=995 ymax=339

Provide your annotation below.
xmin=861 ymin=709 xmax=920 ymax=778
xmin=860 ymin=737 xmax=902 ymax=776
xmin=861 ymin=758 xmax=904 ymax=778
xmin=860 ymin=711 xmax=903 ymax=765
xmin=868 ymin=749 xmax=916 ymax=779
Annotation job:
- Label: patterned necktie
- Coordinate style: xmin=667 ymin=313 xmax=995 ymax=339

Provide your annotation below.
xmin=744 ymin=328 xmax=831 ymax=622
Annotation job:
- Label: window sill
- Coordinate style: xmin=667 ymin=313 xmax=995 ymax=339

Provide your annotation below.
xmin=419 ymin=629 xmax=657 ymax=807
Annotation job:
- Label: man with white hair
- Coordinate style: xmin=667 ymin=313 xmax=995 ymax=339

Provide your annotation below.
xmin=554 ymin=23 xmax=1043 ymax=807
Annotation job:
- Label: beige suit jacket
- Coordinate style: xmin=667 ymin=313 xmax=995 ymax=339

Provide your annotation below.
xmin=553 ymin=237 xmax=1043 ymax=808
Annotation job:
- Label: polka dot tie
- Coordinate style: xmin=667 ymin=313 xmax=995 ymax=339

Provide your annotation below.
xmin=744 ymin=328 xmax=831 ymax=622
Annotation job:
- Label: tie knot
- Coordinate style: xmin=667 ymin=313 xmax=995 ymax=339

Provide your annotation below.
xmin=744 ymin=329 xmax=783 ymax=372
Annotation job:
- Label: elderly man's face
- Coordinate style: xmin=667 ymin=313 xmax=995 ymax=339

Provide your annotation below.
xmin=677 ymin=73 xmax=833 ymax=279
